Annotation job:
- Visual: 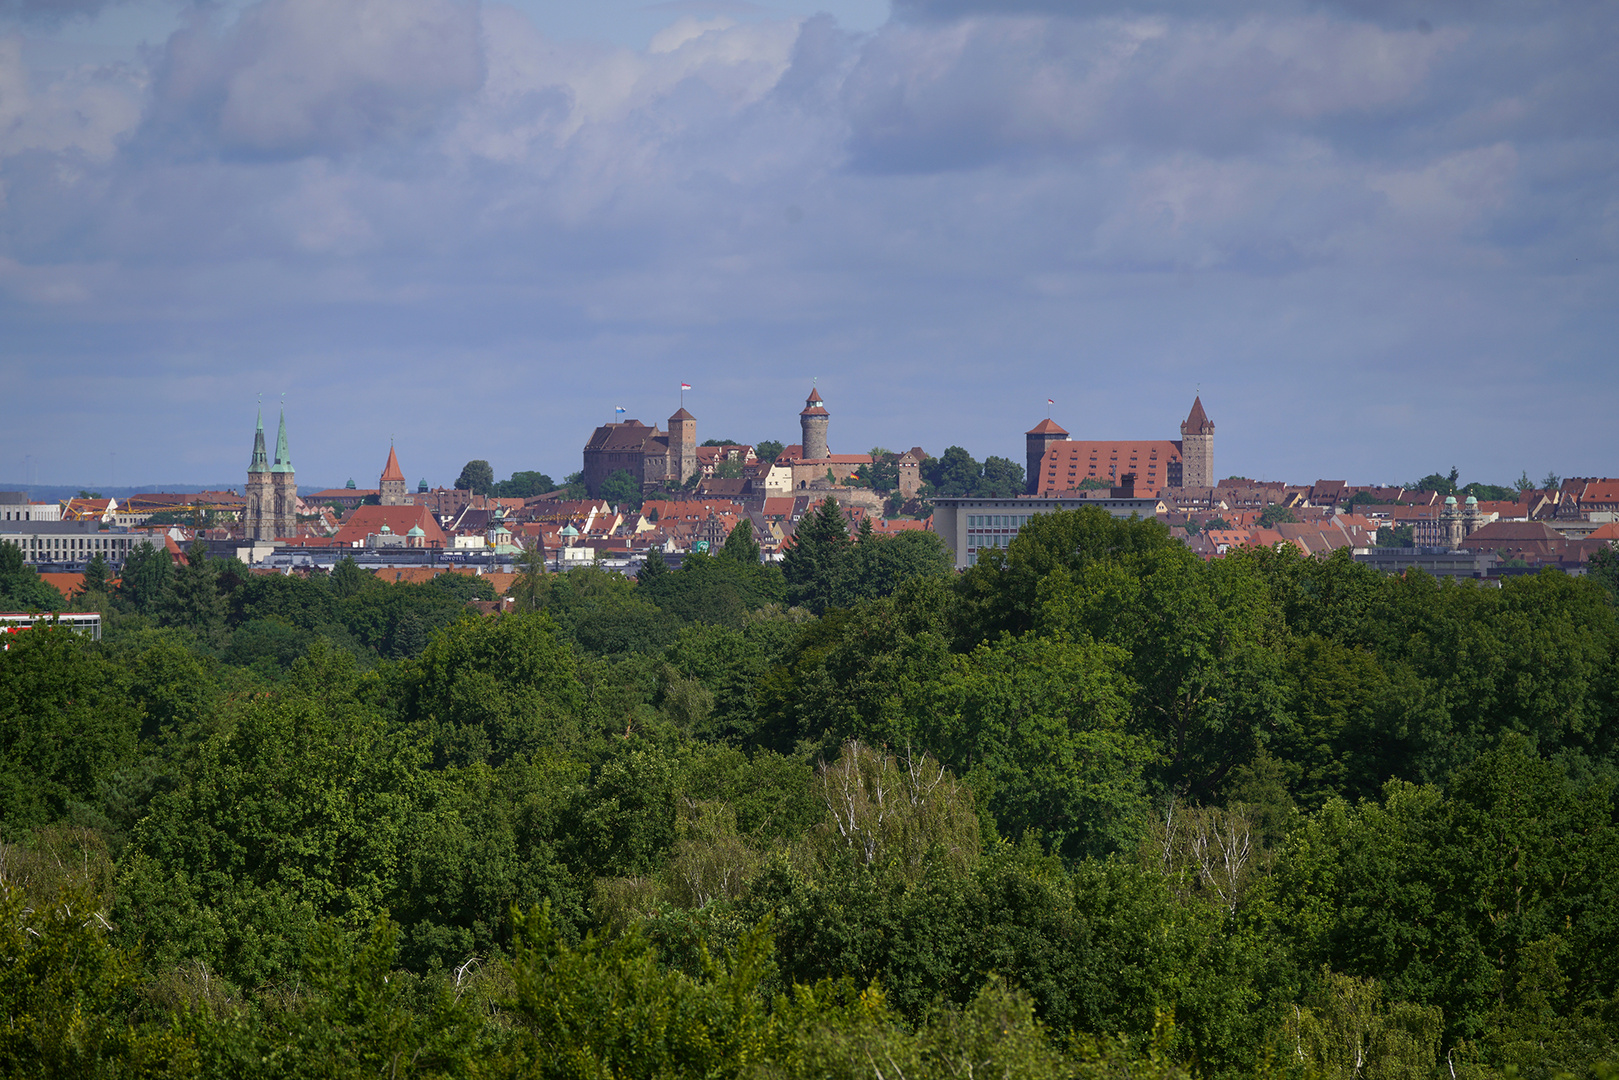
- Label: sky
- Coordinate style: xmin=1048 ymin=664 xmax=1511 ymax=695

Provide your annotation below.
xmin=1 ymin=0 xmax=1615 ymax=492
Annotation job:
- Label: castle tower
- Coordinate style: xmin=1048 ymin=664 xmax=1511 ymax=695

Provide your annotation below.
xmin=269 ymin=407 xmax=297 ymax=537
xmin=1025 ymin=418 xmax=1069 ymax=495
xmin=380 ymin=444 xmax=409 ymax=505
xmin=1463 ymin=495 xmax=1481 ymax=539
xmin=669 ymin=407 xmax=697 ymax=484
xmin=245 ymin=409 xmax=274 ymax=540
xmin=800 ymin=387 xmax=830 ymax=461
xmin=1179 ymin=396 xmax=1215 ymax=489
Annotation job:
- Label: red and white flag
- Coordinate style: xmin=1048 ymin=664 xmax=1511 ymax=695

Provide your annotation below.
xmin=681 ymin=382 xmax=692 ymax=391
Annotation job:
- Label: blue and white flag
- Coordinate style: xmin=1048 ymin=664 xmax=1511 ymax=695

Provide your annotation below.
xmin=615 ymin=406 xmax=626 ymax=414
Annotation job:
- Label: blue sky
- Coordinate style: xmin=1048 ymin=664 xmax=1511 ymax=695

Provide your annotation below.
xmin=2 ymin=0 xmax=1615 ymax=491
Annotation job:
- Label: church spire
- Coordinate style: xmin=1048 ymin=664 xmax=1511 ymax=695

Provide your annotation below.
xmin=271 ymin=407 xmax=294 ymax=473
xmin=248 ymin=408 xmax=269 ymax=473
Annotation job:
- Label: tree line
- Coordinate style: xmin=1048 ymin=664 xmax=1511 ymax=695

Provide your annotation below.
xmin=2 ymin=504 xmax=1618 ymax=1078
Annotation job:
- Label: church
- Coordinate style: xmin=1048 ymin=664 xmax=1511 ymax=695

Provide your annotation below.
xmin=243 ymin=407 xmax=297 ymax=540
xmin=1025 ymin=397 xmax=1214 ymax=496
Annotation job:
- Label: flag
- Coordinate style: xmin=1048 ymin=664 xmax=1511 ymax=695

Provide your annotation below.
xmin=615 ymin=406 xmax=626 ymax=414
xmin=1047 ymin=398 xmax=1054 ymax=405
xmin=681 ymin=382 xmax=692 ymax=391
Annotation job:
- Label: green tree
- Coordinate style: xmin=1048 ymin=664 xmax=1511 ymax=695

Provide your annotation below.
xmin=496 ymin=470 xmax=556 ymax=498
xmin=755 ymin=439 xmax=785 ymax=463
xmin=455 ymin=459 xmax=495 ymax=494
xmin=847 ymin=530 xmax=952 ymax=603
xmin=923 ymin=446 xmax=981 ymax=497
xmin=719 ymin=518 xmax=761 ymax=566
xmin=1377 ymin=523 xmax=1414 ymax=548
xmin=1203 ymin=516 xmax=1232 ymax=533
xmin=0 ymin=541 xmax=62 ymax=612
xmin=1257 ymin=503 xmax=1298 ymax=528
xmin=0 ymin=625 xmax=139 ymax=836
xmin=115 ymin=540 xmax=171 ymax=616
xmin=1542 ymin=471 xmax=1561 ymax=491
xmin=156 ymin=539 xmax=228 ymax=647
xmin=782 ymin=497 xmax=850 ymax=615
xmin=599 ymin=468 xmax=642 ymax=509
xmin=1514 ymin=470 xmax=1534 ymax=494
xmin=976 ymin=455 xmax=1024 ymax=498
xmin=76 ymin=551 xmax=112 ymax=603
xmin=329 ymin=554 xmax=368 ymax=599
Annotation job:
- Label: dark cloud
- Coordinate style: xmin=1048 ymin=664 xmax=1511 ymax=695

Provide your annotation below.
xmin=140 ymin=0 xmax=485 ymax=160
xmin=1 ymin=0 xmax=1616 ymax=487
xmin=0 ymin=0 xmax=128 ymax=26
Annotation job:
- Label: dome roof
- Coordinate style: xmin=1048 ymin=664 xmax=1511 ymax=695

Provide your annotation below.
xmin=406 ymin=525 xmax=425 ymax=537
xmin=380 ymin=524 xmax=392 ymax=533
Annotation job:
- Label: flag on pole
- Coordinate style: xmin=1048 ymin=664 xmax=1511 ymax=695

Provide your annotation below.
xmin=1047 ymin=398 xmax=1054 ymax=405
xmin=615 ymin=406 xmax=626 ymax=414
xmin=681 ymin=383 xmax=692 ymax=391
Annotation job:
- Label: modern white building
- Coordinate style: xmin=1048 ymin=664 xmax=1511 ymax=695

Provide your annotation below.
xmin=931 ymin=494 xmax=1165 ymax=569
xmin=0 ymin=521 xmax=143 ymax=567
xmin=0 ymin=492 xmax=61 ymax=522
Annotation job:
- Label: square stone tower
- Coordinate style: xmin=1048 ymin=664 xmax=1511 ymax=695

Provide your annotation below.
xmin=1179 ymin=396 xmax=1215 ymax=489
xmin=669 ymin=407 xmax=697 ymax=484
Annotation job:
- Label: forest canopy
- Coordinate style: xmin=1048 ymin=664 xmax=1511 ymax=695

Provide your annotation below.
xmin=2 ymin=506 xmax=1617 ymax=1079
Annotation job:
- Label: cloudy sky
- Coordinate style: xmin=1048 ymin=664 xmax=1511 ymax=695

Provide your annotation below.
xmin=2 ymin=0 xmax=1614 ymax=491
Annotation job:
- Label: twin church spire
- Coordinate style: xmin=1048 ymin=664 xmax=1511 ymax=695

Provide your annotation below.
xmin=245 ymin=404 xmax=297 ymax=540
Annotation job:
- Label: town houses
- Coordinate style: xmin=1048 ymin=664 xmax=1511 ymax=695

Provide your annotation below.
xmin=4 ymin=387 xmax=1618 ymax=609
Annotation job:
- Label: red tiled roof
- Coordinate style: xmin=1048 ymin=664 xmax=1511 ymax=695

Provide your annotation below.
xmin=670 ymin=407 xmax=695 ymax=421
xmin=380 ymin=446 xmax=406 ymax=483
xmin=39 ymin=573 xmax=83 ymax=599
xmin=331 ymin=505 xmax=447 ymax=547
xmin=1182 ymin=396 xmax=1213 ymax=434
xmin=1026 ymin=418 xmax=1068 ymax=436
xmin=1037 ymin=440 xmax=1182 ymax=496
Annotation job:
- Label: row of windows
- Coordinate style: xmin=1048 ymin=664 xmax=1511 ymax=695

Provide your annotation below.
xmin=966 ymin=513 xmax=1040 ymax=529
xmin=4 ymin=536 xmax=135 ymax=559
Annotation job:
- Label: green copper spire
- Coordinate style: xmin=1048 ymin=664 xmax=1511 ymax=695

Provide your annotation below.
xmin=271 ymin=407 xmax=294 ymax=473
xmin=248 ymin=408 xmax=269 ymax=473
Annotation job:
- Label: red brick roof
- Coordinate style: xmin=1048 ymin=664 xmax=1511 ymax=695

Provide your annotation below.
xmin=380 ymin=446 xmax=406 ymax=484
xmin=1037 ymin=440 xmax=1182 ymax=496
xmin=1026 ymin=418 xmax=1068 ymax=436
xmin=1182 ymin=396 xmax=1213 ymax=434
xmin=331 ymin=505 xmax=446 ymax=547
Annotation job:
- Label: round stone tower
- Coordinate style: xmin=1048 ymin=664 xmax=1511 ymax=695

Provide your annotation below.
xmin=800 ymin=387 xmax=830 ymax=461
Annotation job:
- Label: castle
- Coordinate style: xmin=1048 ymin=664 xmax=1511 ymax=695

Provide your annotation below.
xmin=244 ymin=407 xmax=297 ymax=540
xmin=581 ymin=407 xmax=698 ymax=498
xmin=1025 ymin=396 xmax=1214 ymax=496
xmin=582 ymin=388 xmax=872 ymax=497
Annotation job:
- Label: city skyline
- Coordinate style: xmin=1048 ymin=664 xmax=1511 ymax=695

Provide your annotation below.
xmin=3 ymin=0 xmax=1615 ymax=488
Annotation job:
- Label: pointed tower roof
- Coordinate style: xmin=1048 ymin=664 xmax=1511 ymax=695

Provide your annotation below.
xmin=670 ymin=407 xmax=695 ymax=422
xmin=380 ymin=445 xmax=406 ymax=483
xmin=806 ymin=387 xmax=823 ymax=404
xmin=801 ymin=387 xmax=828 ymax=417
xmin=248 ymin=409 xmax=270 ymax=473
xmin=1181 ymin=396 xmax=1214 ymax=435
xmin=1026 ymin=418 xmax=1068 ymax=436
xmin=271 ymin=408 xmax=294 ymax=473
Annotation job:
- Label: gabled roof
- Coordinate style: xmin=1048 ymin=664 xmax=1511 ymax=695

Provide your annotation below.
xmin=1182 ymin=396 xmax=1214 ymax=435
xmin=331 ymin=505 xmax=446 ymax=547
xmin=380 ymin=445 xmax=406 ymax=484
xmin=1037 ymin=440 xmax=1183 ymax=496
